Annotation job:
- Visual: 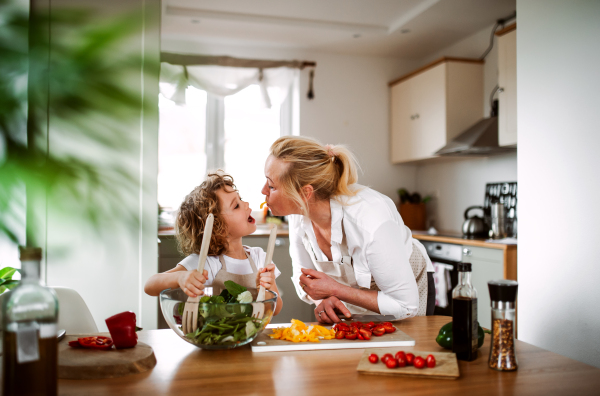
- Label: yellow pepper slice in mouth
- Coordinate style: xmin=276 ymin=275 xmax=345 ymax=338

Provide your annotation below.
xmin=260 ymin=201 xmax=267 ymax=209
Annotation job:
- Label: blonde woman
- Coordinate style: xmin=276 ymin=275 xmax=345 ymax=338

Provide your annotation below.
xmin=261 ymin=136 xmax=434 ymax=324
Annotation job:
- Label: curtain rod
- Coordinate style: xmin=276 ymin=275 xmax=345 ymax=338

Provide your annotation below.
xmin=161 ymin=52 xmax=316 ymax=69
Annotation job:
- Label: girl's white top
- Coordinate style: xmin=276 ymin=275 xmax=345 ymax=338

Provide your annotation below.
xmin=177 ymin=246 xmax=281 ymax=285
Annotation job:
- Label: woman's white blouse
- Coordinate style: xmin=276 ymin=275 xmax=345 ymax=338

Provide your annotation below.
xmin=288 ymin=186 xmax=434 ymax=320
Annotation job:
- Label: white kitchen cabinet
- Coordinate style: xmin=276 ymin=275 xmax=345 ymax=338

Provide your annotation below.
xmin=389 ymin=58 xmax=484 ymax=163
xmin=461 ymin=245 xmax=504 ymax=329
xmin=497 ymin=25 xmax=517 ymax=147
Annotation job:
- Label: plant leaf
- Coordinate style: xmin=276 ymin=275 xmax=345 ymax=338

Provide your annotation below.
xmin=0 ymin=267 xmax=17 ymax=280
xmin=3 ymin=280 xmax=19 ymax=290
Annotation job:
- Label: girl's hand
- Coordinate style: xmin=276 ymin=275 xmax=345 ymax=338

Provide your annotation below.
xmin=256 ymin=264 xmax=276 ymax=290
xmin=178 ymin=269 xmax=208 ymax=298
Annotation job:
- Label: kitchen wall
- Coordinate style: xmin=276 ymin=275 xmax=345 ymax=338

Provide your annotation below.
xmin=162 ymin=38 xmax=421 ymax=201
xmin=411 ymin=23 xmax=518 ymax=232
xmin=518 ymin=0 xmax=600 ymax=368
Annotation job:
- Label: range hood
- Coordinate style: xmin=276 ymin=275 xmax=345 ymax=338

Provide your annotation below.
xmin=435 ymin=116 xmax=516 ymax=156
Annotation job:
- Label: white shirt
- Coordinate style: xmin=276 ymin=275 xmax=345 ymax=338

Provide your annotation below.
xmin=177 ymin=246 xmax=281 ymax=286
xmin=288 ymin=185 xmax=434 ymax=320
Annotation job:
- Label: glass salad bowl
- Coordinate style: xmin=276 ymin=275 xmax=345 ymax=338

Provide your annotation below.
xmin=159 ymin=287 xmax=277 ymax=350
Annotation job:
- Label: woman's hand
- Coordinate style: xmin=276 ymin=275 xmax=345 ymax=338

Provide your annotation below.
xmin=299 ymin=268 xmax=341 ymax=300
xmin=256 ymin=264 xmax=277 ymax=290
xmin=314 ymin=296 xmax=352 ymax=324
xmin=178 ymin=269 xmax=208 ymax=298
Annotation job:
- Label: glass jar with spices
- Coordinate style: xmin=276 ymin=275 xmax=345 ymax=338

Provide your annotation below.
xmin=488 ymin=279 xmax=518 ymax=371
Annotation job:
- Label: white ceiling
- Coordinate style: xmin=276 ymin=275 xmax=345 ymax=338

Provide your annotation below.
xmin=161 ymin=0 xmax=516 ymax=58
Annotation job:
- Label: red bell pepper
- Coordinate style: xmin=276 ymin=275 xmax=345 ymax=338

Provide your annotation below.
xmin=105 ymin=311 xmax=139 ymax=349
xmin=78 ymin=336 xmax=114 ymax=350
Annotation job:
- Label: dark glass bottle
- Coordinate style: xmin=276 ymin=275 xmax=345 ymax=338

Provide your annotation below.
xmin=2 ymin=247 xmax=59 ymax=396
xmin=452 ymin=262 xmax=478 ymax=361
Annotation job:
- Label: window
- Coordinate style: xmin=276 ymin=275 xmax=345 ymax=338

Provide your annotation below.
xmin=158 ymin=74 xmax=298 ymax=215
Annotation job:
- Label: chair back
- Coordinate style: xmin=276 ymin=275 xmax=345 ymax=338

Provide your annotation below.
xmin=52 ymin=286 xmax=98 ymax=334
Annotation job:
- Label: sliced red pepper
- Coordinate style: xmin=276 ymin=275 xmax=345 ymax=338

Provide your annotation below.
xmin=76 ymin=336 xmax=114 ymax=350
xmin=105 ymin=311 xmax=138 ymax=349
xmin=68 ymin=340 xmax=82 ymax=348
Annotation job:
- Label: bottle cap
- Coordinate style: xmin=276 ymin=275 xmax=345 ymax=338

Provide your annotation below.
xmin=488 ymin=279 xmax=518 ymax=303
xmin=19 ymin=246 xmax=42 ymax=261
xmin=457 ymin=262 xmax=472 ymax=272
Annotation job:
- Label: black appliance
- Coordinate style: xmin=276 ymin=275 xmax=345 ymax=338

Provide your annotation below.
xmin=421 ymin=240 xmax=463 ymax=317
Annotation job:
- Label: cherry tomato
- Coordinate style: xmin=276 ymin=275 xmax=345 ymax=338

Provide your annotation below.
xmin=335 ymin=331 xmax=346 ymax=340
xmin=406 ymin=353 xmax=415 ymax=365
xmin=345 ymin=333 xmax=358 ymax=340
xmin=366 ymin=321 xmax=375 ymax=329
xmin=396 ymin=355 xmax=407 ymax=367
xmin=359 ymin=328 xmax=372 ymax=340
xmin=372 ymin=325 xmax=386 ymax=336
xmin=426 ymin=354 xmax=436 ymax=368
xmin=335 ymin=323 xmax=350 ymax=332
xmin=351 ymin=321 xmax=363 ymax=328
xmin=382 ymin=323 xmax=397 ymax=333
xmin=381 ymin=353 xmax=394 ymax=363
xmin=357 ymin=333 xmax=364 ymax=340
xmin=395 ymin=351 xmax=406 ymax=361
xmin=385 ymin=358 xmax=398 ymax=369
xmin=414 ymin=356 xmax=426 ymax=369
xmin=368 ymin=354 xmax=378 ymax=364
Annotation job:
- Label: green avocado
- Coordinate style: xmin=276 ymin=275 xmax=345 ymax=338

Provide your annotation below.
xmin=435 ymin=322 xmax=489 ymax=350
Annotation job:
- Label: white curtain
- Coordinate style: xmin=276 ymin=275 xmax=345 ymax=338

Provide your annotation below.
xmin=160 ymin=63 xmax=296 ymax=108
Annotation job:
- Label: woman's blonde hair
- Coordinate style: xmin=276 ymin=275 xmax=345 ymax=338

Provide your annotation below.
xmin=175 ymin=171 xmax=235 ymax=257
xmin=269 ymin=136 xmax=360 ymax=215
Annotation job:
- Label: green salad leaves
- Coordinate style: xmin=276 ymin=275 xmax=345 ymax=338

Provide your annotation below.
xmin=176 ymin=280 xmax=262 ymax=345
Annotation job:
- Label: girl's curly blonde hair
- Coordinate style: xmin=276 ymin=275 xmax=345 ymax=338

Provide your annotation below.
xmin=176 ymin=171 xmax=236 ymax=257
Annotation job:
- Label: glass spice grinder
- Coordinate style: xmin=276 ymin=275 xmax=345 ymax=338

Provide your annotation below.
xmin=487 ymin=279 xmax=518 ymax=371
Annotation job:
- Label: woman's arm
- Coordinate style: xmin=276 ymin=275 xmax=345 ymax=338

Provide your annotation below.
xmin=144 ymin=266 xmax=208 ymax=298
xmin=301 ymin=221 xmax=419 ymax=321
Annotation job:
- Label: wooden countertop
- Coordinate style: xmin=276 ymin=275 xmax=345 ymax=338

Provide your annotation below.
xmin=412 ymin=233 xmax=517 ymax=250
xmin=58 ymin=316 xmax=600 ymax=395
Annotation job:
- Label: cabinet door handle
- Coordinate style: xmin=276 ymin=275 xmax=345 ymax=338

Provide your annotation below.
xmin=415 ymin=113 xmax=420 ymax=119
xmin=498 ymin=87 xmax=505 ymax=93
xmin=410 ymin=115 xmax=415 ymax=120
xmin=463 ymin=248 xmax=472 ymax=256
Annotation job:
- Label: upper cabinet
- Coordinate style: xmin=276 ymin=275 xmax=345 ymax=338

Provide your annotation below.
xmin=389 ymin=58 xmax=484 ymax=163
xmin=497 ymin=24 xmax=517 ymax=147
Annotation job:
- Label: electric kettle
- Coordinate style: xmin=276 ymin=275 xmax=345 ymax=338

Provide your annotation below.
xmin=462 ymin=206 xmax=489 ymax=238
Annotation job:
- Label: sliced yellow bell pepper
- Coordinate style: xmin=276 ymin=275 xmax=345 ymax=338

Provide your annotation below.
xmin=268 ymin=319 xmax=336 ymax=343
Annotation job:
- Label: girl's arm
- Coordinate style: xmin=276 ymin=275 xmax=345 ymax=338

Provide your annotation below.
xmin=257 ymin=264 xmax=283 ymax=316
xmin=144 ymin=266 xmax=209 ymax=298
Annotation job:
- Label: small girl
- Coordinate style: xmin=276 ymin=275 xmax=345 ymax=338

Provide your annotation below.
xmin=145 ymin=172 xmax=283 ymax=316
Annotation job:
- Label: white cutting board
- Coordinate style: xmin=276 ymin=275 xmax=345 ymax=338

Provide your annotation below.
xmin=251 ymin=322 xmax=415 ymax=353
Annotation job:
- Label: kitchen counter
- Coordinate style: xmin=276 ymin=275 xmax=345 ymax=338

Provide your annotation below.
xmin=58 ymin=316 xmax=600 ymax=395
xmin=412 ymin=231 xmax=517 ymax=249
xmin=413 ymin=232 xmax=517 ymax=281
